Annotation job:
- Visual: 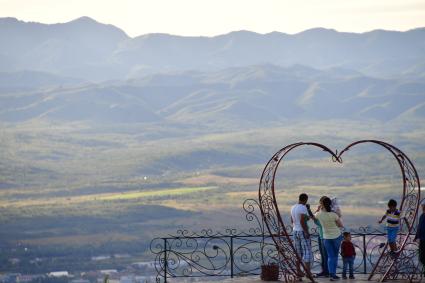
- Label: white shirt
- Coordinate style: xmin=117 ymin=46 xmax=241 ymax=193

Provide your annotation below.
xmin=291 ymin=203 xmax=308 ymax=232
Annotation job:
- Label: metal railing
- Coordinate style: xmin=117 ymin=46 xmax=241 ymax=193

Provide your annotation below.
xmin=150 ymin=198 xmax=421 ymax=282
xmin=151 ymin=228 xmax=420 ymax=282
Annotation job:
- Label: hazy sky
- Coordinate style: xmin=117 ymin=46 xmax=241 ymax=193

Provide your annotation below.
xmin=1 ymin=0 xmax=425 ymax=37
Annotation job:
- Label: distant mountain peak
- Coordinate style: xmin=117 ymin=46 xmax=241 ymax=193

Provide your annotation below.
xmin=219 ymin=30 xmax=260 ymax=38
xmin=0 ymin=17 xmax=20 ymax=24
xmin=65 ymin=16 xmax=129 ymax=39
xmin=408 ymin=27 xmax=425 ymax=32
xmin=228 ymin=30 xmax=259 ymax=35
xmin=265 ymin=31 xmax=289 ymax=36
xmin=137 ymin=33 xmax=183 ymax=39
xmin=69 ymin=16 xmax=98 ymax=24
xmin=296 ymin=27 xmax=338 ymax=35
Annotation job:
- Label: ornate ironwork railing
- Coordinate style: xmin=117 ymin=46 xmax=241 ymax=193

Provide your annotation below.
xmin=151 ymin=141 xmax=422 ymax=282
xmin=150 ymin=199 xmax=269 ymax=282
xmin=151 ymin=199 xmax=422 ymax=282
xmin=150 ymin=230 xmax=274 ymax=282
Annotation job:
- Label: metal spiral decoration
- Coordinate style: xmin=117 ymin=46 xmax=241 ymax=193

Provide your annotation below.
xmin=258 ymin=140 xmax=421 ymax=283
xmin=151 ymin=207 xmax=420 ymax=282
xmin=150 ymin=198 xmax=277 ymax=282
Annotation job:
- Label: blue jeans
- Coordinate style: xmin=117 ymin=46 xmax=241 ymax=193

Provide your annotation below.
xmin=386 ymin=226 xmax=399 ymax=243
xmin=318 ymin=237 xmax=329 ymax=274
xmin=324 ymin=235 xmax=343 ymax=277
xmin=342 ymin=256 xmax=355 ymax=277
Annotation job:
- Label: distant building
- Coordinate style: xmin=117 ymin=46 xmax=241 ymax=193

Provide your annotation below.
xmin=131 ymin=261 xmax=155 ymax=269
xmin=0 ymin=273 xmax=20 ymax=283
xmin=92 ymin=255 xmax=111 ymax=261
xmin=17 ymin=275 xmax=43 ymax=282
xmin=134 ymin=276 xmax=155 ymax=283
xmin=100 ymin=270 xmax=118 ymax=275
xmin=48 ymin=271 xmax=70 ymax=277
xmin=96 ymin=278 xmax=119 ymax=283
xmin=119 ymin=276 xmax=134 ymax=283
xmin=29 ymin=258 xmax=43 ymax=264
xmin=8 ymin=258 xmax=20 ymax=265
xmin=114 ymin=254 xmax=131 ymax=258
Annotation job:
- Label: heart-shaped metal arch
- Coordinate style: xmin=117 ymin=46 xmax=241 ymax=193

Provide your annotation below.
xmin=258 ymin=140 xmax=421 ymax=283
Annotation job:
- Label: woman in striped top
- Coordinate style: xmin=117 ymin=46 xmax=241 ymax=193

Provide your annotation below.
xmin=378 ymin=199 xmax=400 ymax=255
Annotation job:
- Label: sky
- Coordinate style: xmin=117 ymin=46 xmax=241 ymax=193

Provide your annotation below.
xmin=1 ymin=0 xmax=425 ymax=37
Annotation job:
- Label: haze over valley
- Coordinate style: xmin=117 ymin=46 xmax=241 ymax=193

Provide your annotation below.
xmin=0 ymin=17 xmax=424 ymax=274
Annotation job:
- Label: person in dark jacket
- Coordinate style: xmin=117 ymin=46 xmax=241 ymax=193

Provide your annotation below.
xmin=415 ymin=200 xmax=425 ymax=272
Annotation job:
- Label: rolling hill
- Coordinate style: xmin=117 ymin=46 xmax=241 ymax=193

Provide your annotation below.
xmin=1 ymin=64 xmax=424 ymax=124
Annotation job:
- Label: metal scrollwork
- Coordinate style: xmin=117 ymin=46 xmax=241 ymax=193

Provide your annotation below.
xmin=258 ymin=140 xmax=421 ymax=282
xmin=151 ymin=199 xmax=270 ymax=282
xmin=151 ymin=225 xmax=421 ymax=282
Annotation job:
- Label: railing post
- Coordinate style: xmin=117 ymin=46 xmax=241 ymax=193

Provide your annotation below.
xmin=363 ymin=234 xmax=367 ymax=274
xmin=230 ymin=236 xmax=234 ymax=278
xmin=164 ymin=238 xmax=168 ymax=283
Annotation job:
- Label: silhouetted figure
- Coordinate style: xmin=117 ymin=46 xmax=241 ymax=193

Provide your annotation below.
xmin=415 ymin=201 xmax=425 ymax=273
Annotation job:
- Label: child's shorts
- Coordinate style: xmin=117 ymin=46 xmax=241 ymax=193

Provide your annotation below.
xmin=386 ymin=226 xmax=399 ymax=244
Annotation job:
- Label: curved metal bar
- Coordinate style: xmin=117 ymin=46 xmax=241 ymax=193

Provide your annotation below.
xmin=338 ymin=140 xmax=421 ymax=282
xmin=258 ymin=142 xmax=338 ymax=282
xmin=258 ymin=140 xmax=421 ymax=283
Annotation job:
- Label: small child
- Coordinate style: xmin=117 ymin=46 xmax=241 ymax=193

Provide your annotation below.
xmin=378 ymin=199 xmax=400 ymax=255
xmin=341 ymin=232 xmax=356 ymax=279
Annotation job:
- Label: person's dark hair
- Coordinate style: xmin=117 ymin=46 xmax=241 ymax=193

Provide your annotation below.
xmin=299 ymin=193 xmax=308 ymax=203
xmin=322 ymin=197 xmax=332 ymax=212
xmin=388 ymin=199 xmax=397 ymax=208
xmin=343 ymin=231 xmax=351 ymax=237
xmin=319 ymin=196 xmax=328 ymax=205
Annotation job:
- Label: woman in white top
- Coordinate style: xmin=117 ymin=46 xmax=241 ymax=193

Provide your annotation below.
xmin=315 ymin=197 xmax=344 ymax=281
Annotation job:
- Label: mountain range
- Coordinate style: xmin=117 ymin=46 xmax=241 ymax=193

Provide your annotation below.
xmin=0 ymin=17 xmax=424 ymax=125
xmin=1 ymin=16 xmax=425 ymax=81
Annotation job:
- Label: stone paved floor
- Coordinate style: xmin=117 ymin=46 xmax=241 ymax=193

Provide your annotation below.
xmin=195 ymin=274 xmax=410 ymax=282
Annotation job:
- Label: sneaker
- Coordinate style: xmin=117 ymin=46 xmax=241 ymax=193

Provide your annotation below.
xmin=315 ymin=272 xmax=330 ymax=278
xmin=342 ymin=275 xmax=347 ymax=279
xmin=330 ymin=275 xmax=340 ymax=281
xmin=349 ymin=276 xmax=355 ymax=279
xmin=389 ymin=251 xmax=398 ymax=258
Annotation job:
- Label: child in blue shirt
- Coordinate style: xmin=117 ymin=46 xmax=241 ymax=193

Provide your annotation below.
xmin=378 ymin=199 xmax=400 ymax=255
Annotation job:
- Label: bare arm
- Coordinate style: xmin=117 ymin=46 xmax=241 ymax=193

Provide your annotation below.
xmin=378 ymin=214 xmax=387 ymax=224
xmin=307 ymin=206 xmax=316 ymax=221
xmin=334 ymin=208 xmax=342 ymax=218
xmin=300 ymin=214 xmax=310 ymax=239
xmin=335 ymin=218 xmax=343 ymax=228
